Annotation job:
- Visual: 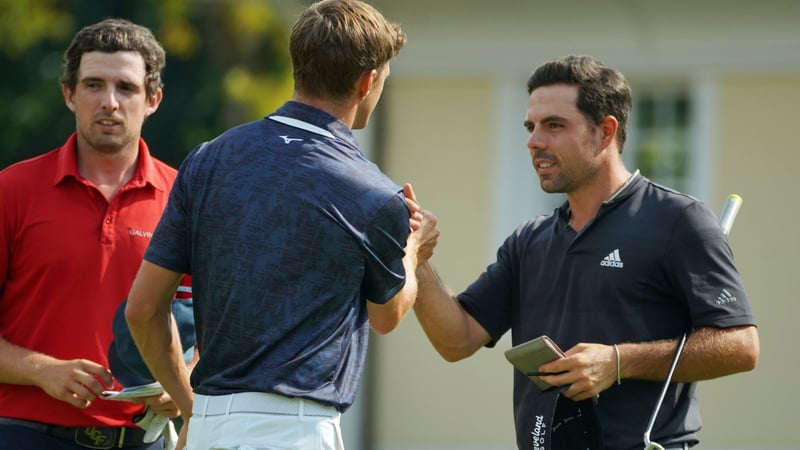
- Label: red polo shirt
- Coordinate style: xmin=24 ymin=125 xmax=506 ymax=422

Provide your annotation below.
xmin=0 ymin=133 xmax=178 ymax=427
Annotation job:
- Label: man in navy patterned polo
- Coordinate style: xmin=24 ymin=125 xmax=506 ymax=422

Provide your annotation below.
xmin=124 ymin=1 xmax=439 ymax=449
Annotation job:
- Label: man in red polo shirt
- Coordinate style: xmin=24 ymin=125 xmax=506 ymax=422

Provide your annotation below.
xmin=0 ymin=18 xmax=183 ymax=449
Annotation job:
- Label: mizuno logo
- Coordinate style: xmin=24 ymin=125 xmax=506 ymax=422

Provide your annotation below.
xmin=716 ymin=288 xmax=737 ymax=305
xmin=600 ymin=249 xmax=624 ymax=268
xmin=280 ymin=135 xmax=303 ymax=144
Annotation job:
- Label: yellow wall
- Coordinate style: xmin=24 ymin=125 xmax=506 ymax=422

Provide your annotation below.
xmin=699 ymin=75 xmax=800 ymax=447
xmin=373 ymin=78 xmax=516 ymax=448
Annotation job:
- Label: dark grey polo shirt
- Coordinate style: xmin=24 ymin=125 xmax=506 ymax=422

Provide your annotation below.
xmin=459 ymin=174 xmax=755 ymax=449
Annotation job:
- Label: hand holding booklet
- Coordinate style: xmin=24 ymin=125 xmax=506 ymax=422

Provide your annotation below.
xmin=101 ymin=381 xmax=164 ymax=401
xmin=504 ymin=335 xmax=566 ymax=391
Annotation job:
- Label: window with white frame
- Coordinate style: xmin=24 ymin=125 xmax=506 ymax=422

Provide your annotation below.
xmin=625 ymin=87 xmax=693 ymax=193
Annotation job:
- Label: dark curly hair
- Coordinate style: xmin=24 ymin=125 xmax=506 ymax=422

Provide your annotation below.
xmin=60 ymin=18 xmax=166 ymax=99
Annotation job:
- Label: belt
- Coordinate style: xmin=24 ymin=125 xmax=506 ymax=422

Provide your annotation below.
xmin=193 ymin=392 xmax=339 ymax=418
xmin=0 ymin=417 xmax=152 ymax=449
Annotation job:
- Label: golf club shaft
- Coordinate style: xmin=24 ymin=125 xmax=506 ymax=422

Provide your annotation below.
xmin=643 ymin=194 xmax=743 ymax=449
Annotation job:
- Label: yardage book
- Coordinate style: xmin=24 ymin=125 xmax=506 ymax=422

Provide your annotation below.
xmin=101 ymin=381 xmax=164 ymax=401
xmin=504 ymin=335 xmax=566 ymax=391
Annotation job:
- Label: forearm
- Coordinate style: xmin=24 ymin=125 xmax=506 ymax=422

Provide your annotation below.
xmin=413 ymin=261 xmax=489 ymax=362
xmin=619 ymin=325 xmax=759 ymax=382
xmin=126 ymin=261 xmax=193 ymax=416
xmin=130 ymin=315 xmax=193 ymax=417
xmin=368 ymin=248 xmax=418 ymax=335
xmin=0 ymin=336 xmax=50 ymax=386
xmin=0 ymin=334 xmax=113 ymax=407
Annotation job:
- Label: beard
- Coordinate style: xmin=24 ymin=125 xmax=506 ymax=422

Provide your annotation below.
xmin=537 ymin=161 xmax=599 ymax=194
xmin=539 ymin=174 xmax=571 ymax=194
xmin=78 ymin=123 xmax=137 ymax=156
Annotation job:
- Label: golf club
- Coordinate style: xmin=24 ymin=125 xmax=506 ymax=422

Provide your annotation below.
xmin=643 ymin=193 xmax=743 ymax=450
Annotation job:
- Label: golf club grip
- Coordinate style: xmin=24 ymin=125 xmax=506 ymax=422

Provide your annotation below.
xmin=719 ymin=194 xmax=742 ymax=237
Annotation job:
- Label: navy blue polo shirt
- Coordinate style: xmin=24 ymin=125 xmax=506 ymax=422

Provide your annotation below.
xmin=145 ymin=101 xmax=410 ymax=411
xmin=459 ymin=174 xmax=755 ymax=449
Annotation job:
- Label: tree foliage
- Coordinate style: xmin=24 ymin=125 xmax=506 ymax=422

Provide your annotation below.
xmin=0 ymin=0 xmax=295 ymax=169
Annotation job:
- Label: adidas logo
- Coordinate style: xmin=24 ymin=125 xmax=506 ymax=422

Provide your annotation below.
xmin=716 ymin=288 xmax=737 ymax=305
xmin=600 ymin=249 xmax=624 ymax=268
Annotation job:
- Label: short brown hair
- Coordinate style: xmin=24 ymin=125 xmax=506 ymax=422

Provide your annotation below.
xmin=60 ymin=18 xmax=166 ymax=99
xmin=527 ymin=55 xmax=632 ymax=151
xmin=290 ymin=0 xmax=406 ymax=100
